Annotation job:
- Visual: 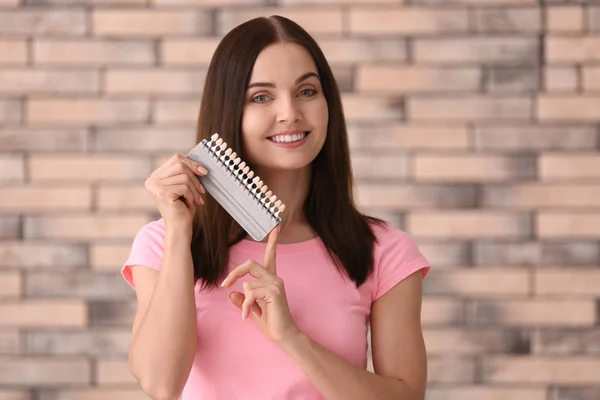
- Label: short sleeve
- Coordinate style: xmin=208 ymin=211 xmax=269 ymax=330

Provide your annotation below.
xmin=121 ymin=219 xmax=167 ymax=289
xmin=372 ymin=223 xmax=431 ymax=302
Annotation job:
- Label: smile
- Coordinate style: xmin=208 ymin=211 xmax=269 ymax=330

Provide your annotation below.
xmin=268 ymin=131 xmax=311 ymax=143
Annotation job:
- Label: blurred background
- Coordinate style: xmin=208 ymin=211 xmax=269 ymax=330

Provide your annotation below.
xmin=1 ymin=0 xmax=600 ymax=399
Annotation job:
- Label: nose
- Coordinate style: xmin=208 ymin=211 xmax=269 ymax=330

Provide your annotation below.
xmin=276 ymin=96 xmax=302 ymax=123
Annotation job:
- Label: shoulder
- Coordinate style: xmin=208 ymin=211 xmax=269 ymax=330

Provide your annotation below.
xmin=369 ymin=220 xmax=418 ymax=252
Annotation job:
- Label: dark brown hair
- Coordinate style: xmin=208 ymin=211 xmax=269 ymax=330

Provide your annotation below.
xmin=191 ymin=15 xmax=384 ymax=291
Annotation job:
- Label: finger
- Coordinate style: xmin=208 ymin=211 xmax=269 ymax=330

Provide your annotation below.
xmin=229 ymin=291 xmax=262 ymax=317
xmin=263 ymin=224 xmax=280 ymax=274
xmin=159 ymin=175 xmax=204 ymax=205
xmin=162 ymin=184 xmax=196 ymax=208
xmin=158 ymin=162 xmax=206 ymax=196
xmin=221 ymin=259 xmax=272 ymax=287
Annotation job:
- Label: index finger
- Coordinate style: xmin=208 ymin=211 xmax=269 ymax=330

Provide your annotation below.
xmin=263 ymin=224 xmax=280 ymax=274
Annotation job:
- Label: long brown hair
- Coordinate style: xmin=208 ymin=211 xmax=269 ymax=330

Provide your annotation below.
xmin=192 ymin=15 xmax=384 ymax=291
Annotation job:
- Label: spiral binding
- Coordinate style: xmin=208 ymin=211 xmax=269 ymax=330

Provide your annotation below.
xmin=202 ymin=133 xmax=285 ymax=220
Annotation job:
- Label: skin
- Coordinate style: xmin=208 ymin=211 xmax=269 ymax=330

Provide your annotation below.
xmin=129 ymin=42 xmax=427 ymax=400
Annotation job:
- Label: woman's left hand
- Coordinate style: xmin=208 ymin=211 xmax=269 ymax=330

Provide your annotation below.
xmin=221 ymin=225 xmax=302 ymax=347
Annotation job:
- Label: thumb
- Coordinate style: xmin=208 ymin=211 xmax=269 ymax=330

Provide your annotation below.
xmin=229 ymin=291 xmax=262 ymax=317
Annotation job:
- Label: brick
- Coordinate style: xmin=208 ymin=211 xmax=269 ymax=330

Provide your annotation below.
xmin=0 ymin=99 xmax=21 ymax=124
xmin=474 ymin=125 xmax=596 ymax=152
xmin=27 ymin=0 xmax=145 ymax=5
xmin=155 ymin=0 xmax=261 ymax=4
xmin=332 ymin=66 xmax=353 ymax=92
xmin=0 ymin=331 xmax=19 ymax=354
xmin=473 ymin=8 xmax=541 ymax=32
xmin=546 ymin=37 xmax=600 ymax=62
xmin=538 ymin=96 xmax=600 ymax=121
xmin=342 ymin=94 xmax=403 ymax=122
xmin=407 ymin=211 xmax=531 ymax=239
xmin=0 ymin=217 xmax=20 ymax=240
xmin=318 ymin=39 xmax=407 ymax=64
xmin=538 ymin=213 xmax=600 ymax=238
xmin=26 ymin=330 xmax=130 ymax=356
xmin=0 ymin=40 xmax=27 ymax=64
xmin=96 ymin=185 xmax=154 ymax=211
xmin=161 ymin=38 xmax=219 ymax=65
xmin=412 ymin=0 xmax=535 ymax=3
xmin=551 ymin=387 xmax=600 ymax=400
xmin=0 ymin=242 xmax=87 ymax=269
xmin=105 ymin=70 xmax=206 ymax=95
xmin=95 ymin=126 xmax=195 ymax=152
xmin=0 ymin=301 xmax=87 ymax=328
xmin=349 ymin=8 xmax=468 ymax=35
xmin=588 ymin=7 xmax=600 ymax=31
xmin=414 ymin=154 xmax=535 ymax=182
xmin=280 ymin=0 xmax=399 ymax=3
xmin=26 ymin=271 xmax=132 ymax=300
xmin=0 ymin=271 xmax=21 ymax=299
xmin=36 ymin=389 xmax=149 ymax=400
xmin=533 ymin=329 xmax=600 ymax=355
xmin=484 ymin=184 xmax=600 ymax=208
xmin=424 ymin=328 xmax=530 ymax=355
xmin=29 ymin=155 xmax=151 ymax=182
xmin=348 ymin=124 xmax=469 ymax=150
xmin=24 ymin=215 xmax=151 ymax=241
xmin=357 ymin=66 xmax=480 ymax=93
xmin=546 ymin=6 xmax=584 ymax=32
xmin=96 ymin=359 xmax=136 ymax=385
xmin=422 ymin=298 xmax=465 ymax=326
xmin=0 ymin=155 xmax=25 ymax=183
xmin=535 ymin=269 xmax=600 ymax=296
xmin=582 ymin=66 xmax=600 ymax=91
xmin=153 ymin=99 xmax=197 ymax=124
xmin=90 ymin=245 xmax=131 ymax=271
xmin=544 ymin=67 xmax=578 ymax=92
xmin=414 ymin=37 xmax=538 ymax=64
xmin=0 ymin=391 xmax=26 ymax=400
xmin=352 ymin=154 xmax=408 ymax=180
xmin=408 ymin=97 xmax=532 ymax=121
xmin=427 ymin=387 xmax=545 ymax=400
xmin=0 ymin=70 xmax=98 ymax=94
xmin=93 ymin=10 xmax=211 ymax=36
xmin=484 ymin=67 xmax=539 ymax=92
xmin=355 ymin=184 xmax=476 ymax=210
xmin=424 ymin=268 xmax=529 ymax=297
xmin=89 ymin=300 xmax=136 ymax=327
xmin=0 ymin=186 xmax=91 ymax=212
xmin=540 ymin=154 xmax=600 ymax=180
xmin=0 ymin=11 xmax=86 ymax=36
xmin=482 ymin=356 xmax=600 ymax=383
xmin=418 ymin=242 xmax=470 ymax=268
xmin=217 ymin=8 xmax=343 ymax=36
xmin=34 ymin=40 xmax=154 ymax=66
xmin=0 ymin=357 xmax=90 ymax=385
xmin=469 ymin=299 xmax=596 ymax=326
xmin=0 ymin=128 xmax=88 ymax=152
xmin=28 ymin=99 xmax=149 ymax=126
xmin=427 ymin=356 xmax=474 ymax=383
xmin=474 ymin=241 xmax=600 ymax=267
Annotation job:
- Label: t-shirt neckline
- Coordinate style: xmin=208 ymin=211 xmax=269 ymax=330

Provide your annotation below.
xmin=235 ymin=236 xmax=323 ymax=254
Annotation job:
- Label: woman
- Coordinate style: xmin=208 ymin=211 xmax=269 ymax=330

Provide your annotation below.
xmin=122 ymin=15 xmax=431 ymax=400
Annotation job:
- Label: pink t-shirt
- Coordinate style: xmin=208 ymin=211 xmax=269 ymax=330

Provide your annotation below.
xmin=122 ymin=219 xmax=430 ymax=400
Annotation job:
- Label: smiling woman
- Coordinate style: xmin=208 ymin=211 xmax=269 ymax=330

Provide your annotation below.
xmin=120 ymin=15 xmax=431 ymax=400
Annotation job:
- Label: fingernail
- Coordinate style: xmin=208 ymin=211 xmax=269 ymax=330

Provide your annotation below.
xmin=221 ymin=278 xmax=227 ymax=287
xmin=198 ymin=166 xmax=208 ymax=174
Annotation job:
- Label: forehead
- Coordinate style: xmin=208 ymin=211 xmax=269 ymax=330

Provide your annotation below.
xmin=249 ymin=42 xmax=318 ymax=83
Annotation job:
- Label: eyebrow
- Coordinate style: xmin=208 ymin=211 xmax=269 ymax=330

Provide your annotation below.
xmin=247 ymin=72 xmax=320 ymax=89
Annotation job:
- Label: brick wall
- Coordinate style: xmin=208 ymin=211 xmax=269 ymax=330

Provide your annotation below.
xmin=1 ymin=1 xmax=599 ymax=399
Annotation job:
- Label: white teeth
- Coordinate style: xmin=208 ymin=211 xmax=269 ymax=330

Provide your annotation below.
xmin=270 ymin=132 xmax=307 ymax=143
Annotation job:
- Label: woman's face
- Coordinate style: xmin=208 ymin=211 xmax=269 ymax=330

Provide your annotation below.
xmin=241 ymin=42 xmax=328 ymax=171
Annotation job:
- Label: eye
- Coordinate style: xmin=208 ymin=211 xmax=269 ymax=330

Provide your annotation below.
xmin=251 ymin=94 xmax=270 ymax=104
xmin=298 ymin=88 xmax=317 ymax=97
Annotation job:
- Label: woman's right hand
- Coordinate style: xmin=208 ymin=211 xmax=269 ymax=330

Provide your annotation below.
xmin=145 ymin=153 xmax=208 ymax=231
